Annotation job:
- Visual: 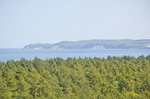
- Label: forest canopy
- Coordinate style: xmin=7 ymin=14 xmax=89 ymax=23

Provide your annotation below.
xmin=0 ymin=56 xmax=150 ymax=99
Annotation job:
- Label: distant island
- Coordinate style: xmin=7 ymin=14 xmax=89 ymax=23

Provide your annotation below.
xmin=24 ymin=39 xmax=150 ymax=50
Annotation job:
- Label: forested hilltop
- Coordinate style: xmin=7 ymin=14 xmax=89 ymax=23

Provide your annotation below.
xmin=0 ymin=56 xmax=150 ymax=99
xmin=24 ymin=39 xmax=150 ymax=50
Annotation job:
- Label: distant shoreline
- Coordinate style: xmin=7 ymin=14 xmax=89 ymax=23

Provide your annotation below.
xmin=23 ymin=39 xmax=150 ymax=50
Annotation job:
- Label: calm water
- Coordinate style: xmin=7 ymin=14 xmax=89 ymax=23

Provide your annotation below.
xmin=0 ymin=49 xmax=150 ymax=62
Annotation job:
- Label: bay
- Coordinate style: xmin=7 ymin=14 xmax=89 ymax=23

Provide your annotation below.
xmin=0 ymin=48 xmax=150 ymax=62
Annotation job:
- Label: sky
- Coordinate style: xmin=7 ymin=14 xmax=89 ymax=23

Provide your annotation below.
xmin=0 ymin=0 xmax=150 ymax=48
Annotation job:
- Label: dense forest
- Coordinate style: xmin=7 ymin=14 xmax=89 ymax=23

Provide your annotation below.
xmin=0 ymin=56 xmax=150 ymax=99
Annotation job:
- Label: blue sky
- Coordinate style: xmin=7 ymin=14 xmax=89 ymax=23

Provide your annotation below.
xmin=0 ymin=0 xmax=150 ymax=48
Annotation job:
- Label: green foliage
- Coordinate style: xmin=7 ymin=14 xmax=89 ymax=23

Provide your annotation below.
xmin=0 ymin=56 xmax=150 ymax=99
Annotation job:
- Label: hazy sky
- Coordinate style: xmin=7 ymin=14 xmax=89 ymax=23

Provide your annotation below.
xmin=0 ymin=0 xmax=150 ymax=48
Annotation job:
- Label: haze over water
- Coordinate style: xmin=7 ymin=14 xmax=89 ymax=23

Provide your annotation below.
xmin=0 ymin=49 xmax=150 ymax=62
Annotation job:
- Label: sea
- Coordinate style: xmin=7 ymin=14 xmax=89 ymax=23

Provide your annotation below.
xmin=0 ymin=48 xmax=150 ymax=62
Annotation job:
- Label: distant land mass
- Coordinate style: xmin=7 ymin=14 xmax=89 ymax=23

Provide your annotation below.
xmin=24 ymin=39 xmax=150 ymax=50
